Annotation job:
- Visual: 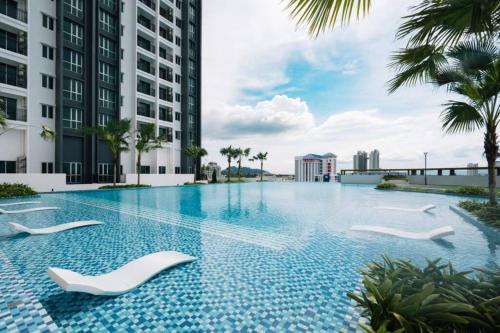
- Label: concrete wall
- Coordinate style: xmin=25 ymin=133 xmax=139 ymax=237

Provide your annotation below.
xmin=340 ymin=174 xmax=384 ymax=184
xmin=408 ymin=175 xmax=500 ymax=187
xmin=123 ymin=174 xmax=194 ymax=186
xmin=0 ymin=174 xmax=67 ymax=192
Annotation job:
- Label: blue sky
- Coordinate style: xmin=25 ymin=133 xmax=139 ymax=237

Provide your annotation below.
xmin=202 ymin=0 xmax=484 ymax=174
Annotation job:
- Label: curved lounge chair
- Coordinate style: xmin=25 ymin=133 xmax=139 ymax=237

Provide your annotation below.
xmin=0 ymin=201 xmax=41 ymax=207
xmin=0 ymin=207 xmax=59 ymax=214
xmin=350 ymin=225 xmax=454 ymax=240
xmin=7 ymin=221 xmax=102 ymax=235
xmin=48 ymin=251 xmax=196 ymax=296
xmin=375 ymin=204 xmax=436 ymax=213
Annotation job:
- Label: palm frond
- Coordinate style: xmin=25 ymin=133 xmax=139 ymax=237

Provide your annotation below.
xmin=40 ymin=125 xmax=56 ymax=141
xmin=284 ymin=0 xmax=371 ymax=37
xmin=447 ymin=39 xmax=498 ymax=73
xmin=441 ymin=101 xmax=484 ymax=134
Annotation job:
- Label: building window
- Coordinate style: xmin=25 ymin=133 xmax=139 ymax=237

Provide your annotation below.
xmin=99 ymin=88 xmax=115 ymax=109
xmin=140 ymin=165 xmax=150 ymax=174
xmin=42 ymin=45 xmax=54 ymax=60
xmin=175 ymin=93 xmax=181 ymax=102
xmin=175 ymin=74 xmax=181 ymax=84
xmin=98 ymin=163 xmax=111 ymax=182
xmin=159 ymin=166 xmax=166 ymax=174
xmin=159 ymin=106 xmax=173 ymax=122
xmin=41 ymin=104 xmax=54 ymax=118
xmin=175 ymin=130 xmax=181 ymax=140
xmin=175 ymin=166 xmax=180 ymax=174
xmin=99 ymin=61 xmax=116 ymax=84
xmin=98 ymin=113 xmax=112 ymax=128
xmin=63 ymin=20 xmax=83 ymax=46
xmin=175 ymin=55 xmax=181 ymax=65
xmin=42 ymin=14 xmax=54 ymax=31
xmin=64 ymin=162 xmax=82 ymax=183
xmin=63 ymin=48 xmax=83 ymax=73
xmin=63 ymin=107 xmax=82 ymax=129
xmin=99 ymin=35 xmax=116 ymax=58
xmin=0 ymin=161 xmax=16 ymax=173
xmin=175 ymin=36 xmax=181 ymax=46
xmin=99 ymin=9 xmax=116 ymax=34
xmin=159 ymin=127 xmax=172 ymax=142
xmin=175 ymin=112 xmax=181 ymax=121
xmin=42 ymin=162 xmax=54 ymax=174
xmin=64 ymin=0 xmax=83 ymax=18
xmin=42 ymin=74 xmax=54 ymax=89
xmin=63 ymin=78 xmax=83 ymax=101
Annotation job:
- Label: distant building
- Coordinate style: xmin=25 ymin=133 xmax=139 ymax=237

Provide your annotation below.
xmin=467 ymin=163 xmax=479 ymax=176
xmin=295 ymin=153 xmax=337 ymax=182
xmin=353 ymin=151 xmax=368 ymax=171
xmin=369 ymin=150 xmax=380 ymax=170
xmin=205 ymin=162 xmax=222 ymax=181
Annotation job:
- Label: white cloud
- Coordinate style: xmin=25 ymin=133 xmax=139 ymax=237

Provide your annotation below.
xmin=201 ymin=0 xmax=486 ymax=173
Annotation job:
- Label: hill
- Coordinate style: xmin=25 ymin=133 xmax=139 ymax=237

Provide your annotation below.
xmin=220 ymin=166 xmax=271 ymax=177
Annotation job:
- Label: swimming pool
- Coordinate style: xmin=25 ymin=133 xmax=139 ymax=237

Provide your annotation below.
xmin=0 ymin=183 xmax=498 ymax=332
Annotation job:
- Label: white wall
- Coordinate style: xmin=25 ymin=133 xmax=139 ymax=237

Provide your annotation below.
xmin=408 ymin=175 xmax=500 ymax=187
xmin=124 ymin=173 xmax=194 ymax=186
xmin=0 ymin=173 xmax=66 ymax=192
xmin=340 ymin=174 xmax=384 ymax=184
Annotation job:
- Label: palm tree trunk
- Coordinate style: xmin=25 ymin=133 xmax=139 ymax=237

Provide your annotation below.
xmin=238 ymin=160 xmax=241 ymax=182
xmin=260 ymin=161 xmax=263 ymax=182
xmin=228 ymin=160 xmax=231 ymax=182
xmin=193 ymin=161 xmax=197 ymax=182
xmin=137 ymin=153 xmax=141 ymax=186
xmin=485 ymin=125 xmax=498 ymax=205
xmin=112 ymin=155 xmax=117 ymax=187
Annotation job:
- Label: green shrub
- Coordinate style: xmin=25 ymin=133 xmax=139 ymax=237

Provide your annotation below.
xmin=99 ymin=184 xmax=151 ymax=189
xmin=382 ymin=175 xmax=407 ymax=181
xmin=459 ymin=200 xmax=500 ymax=229
xmin=348 ymin=256 xmax=500 ymax=333
xmin=452 ymin=186 xmax=488 ymax=196
xmin=376 ymin=182 xmax=397 ymax=190
xmin=0 ymin=183 xmax=37 ymax=198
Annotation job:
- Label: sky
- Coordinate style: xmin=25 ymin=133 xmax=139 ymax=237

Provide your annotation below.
xmin=201 ymin=0 xmax=484 ymax=174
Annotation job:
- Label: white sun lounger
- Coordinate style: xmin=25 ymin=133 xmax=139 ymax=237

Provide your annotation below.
xmin=350 ymin=225 xmax=454 ymax=240
xmin=7 ymin=220 xmax=103 ymax=235
xmin=0 ymin=201 xmax=41 ymax=207
xmin=47 ymin=251 xmax=196 ymax=296
xmin=0 ymin=206 xmax=59 ymax=214
xmin=374 ymin=204 xmax=436 ymax=213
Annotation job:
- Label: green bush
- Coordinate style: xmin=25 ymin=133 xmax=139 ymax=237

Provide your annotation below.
xmin=452 ymin=186 xmax=488 ymax=196
xmin=376 ymin=182 xmax=397 ymax=190
xmin=382 ymin=175 xmax=407 ymax=181
xmin=348 ymin=256 xmax=500 ymax=333
xmin=99 ymin=184 xmax=151 ymax=189
xmin=459 ymin=200 xmax=500 ymax=229
xmin=0 ymin=183 xmax=37 ymax=198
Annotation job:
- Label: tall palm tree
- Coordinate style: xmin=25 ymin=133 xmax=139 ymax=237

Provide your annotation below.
xmin=84 ymin=119 xmax=131 ymax=187
xmin=285 ymin=0 xmax=371 ymax=37
xmin=250 ymin=152 xmax=268 ymax=182
xmin=220 ymin=145 xmax=237 ymax=182
xmin=235 ymin=147 xmax=251 ymax=182
xmin=135 ymin=123 xmax=165 ymax=185
xmin=432 ymin=40 xmax=500 ymax=205
xmin=184 ymin=145 xmax=208 ymax=181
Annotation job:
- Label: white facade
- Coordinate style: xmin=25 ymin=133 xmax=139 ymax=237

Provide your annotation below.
xmin=295 ymin=153 xmax=337 ymax=182
xmin=369 ymin=149 xmax=380 ymax=170
xmin=0 ymin=0 xmax=190 ymax=179
xmin=353 ymin=151 xmax=367 ymax=171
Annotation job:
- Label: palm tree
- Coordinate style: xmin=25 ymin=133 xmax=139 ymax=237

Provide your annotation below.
xmin=84 ymin=119 xmax=131 ymax=187
xmin=220 ymin=145 xmax=238 ymax=182
xmin=135 ymin=123 xmax=165 ymax=185
xmin=250 ymin=152 xmax=268 ymax=182
xmin=432 ymin=40 xmax=500 ymax=205
xmin=285 ymin=0 xmax=371 ymax=37
xmin=235 ymin=147 xmax=251 ymax=182
xmin=184 ymin=145 xmax=208 ymax=181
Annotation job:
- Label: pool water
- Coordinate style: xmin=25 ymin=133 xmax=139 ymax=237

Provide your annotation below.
xmin=0 ymin=183 xmax=498 ymax=332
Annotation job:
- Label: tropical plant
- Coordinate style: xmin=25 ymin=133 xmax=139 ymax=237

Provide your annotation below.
xmin=220 ymin=145 xmax=238 ymax=182
xmin=135 ymin=123 xmax=165 ymax=185
xmin=376 ymin=182 xmax=397 ymax=190
xmin=250 ymin=152 xmax=268 ymax=181
xmin=453 ymin=185 xmax=488 ymax=196
xmin=348 ymin=256 xmax=500 ymax=333
xmin=184 ymin=145 xmax=208 ymax=181
xmin=0 ymin=183 xmax=37 ymax=198
xmin=285 ymin=0 xmax=372 ymax=37
xmin=235 ymin=147 xmax=251 ymax=182
xmin=459 ymin=200 xmax=500 ymax=229
xmin=84 ymin=119 xmax=131 ymax=187
xmin=0 ymin=99 xmax=6 ymax=129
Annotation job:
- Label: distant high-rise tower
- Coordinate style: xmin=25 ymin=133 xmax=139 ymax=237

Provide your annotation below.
xmin=353 ymin=151 xmax=368 ymax=171
xmin=369 ymin=149 xmax=380 ymax=170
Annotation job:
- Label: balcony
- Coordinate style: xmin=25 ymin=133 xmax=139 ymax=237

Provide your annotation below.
xmin=5 ymin=107 xmax=26 ymax=121
xmin=159 ymin=107 xmax=173 ymax=122
xmin=160 ymin=6 xmax=173 ymax=22
xmin=137 ymin=103 xmax=155 ymax=119
xmin=0 ymin=30 xmax=27 ymax=56
xmin=138 ymin=15 xmax=155 ymax=33
xmin=159 ymin=26 xmax=173 ymax=43
xmin=0 ymin=64 xmax=26 ymax=88
xmin=159 ymin=88 xmax=172 ymax=102
xmin=137 ymin=82 xmax=155 ymax=97
xmin=138 ymin=0 xmax=155 ymax=11
xmin=137 ymin=36 xmax=155 ymax=54
xmin=159 ymin=67 xmax=173 ymax=82
xmin=0 ymin=4 xmax=27 ymax=24
xmin=137 ymin=60 xmax=155 ymax=76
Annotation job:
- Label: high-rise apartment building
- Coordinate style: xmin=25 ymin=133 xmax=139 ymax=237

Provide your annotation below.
xmin=369 ymin=149 xmax=379 ymax=170
xmin=353 ymin=151 xmax=367 ymax=171
xmin=0 ymin=0 xmax=202 ymax=183
xmin=295 ymin=153 xmax=337 ymax=182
